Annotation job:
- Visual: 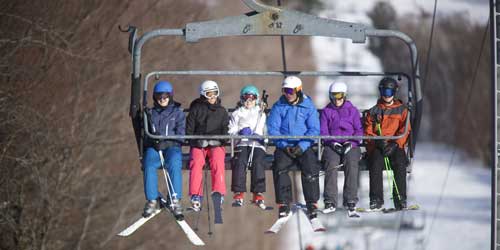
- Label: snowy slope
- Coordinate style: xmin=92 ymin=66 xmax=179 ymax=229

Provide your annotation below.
xmin=280 ymin=1 xmax=491 ymax=249
xmin=279 ymin=143 xmax=490 ymax=250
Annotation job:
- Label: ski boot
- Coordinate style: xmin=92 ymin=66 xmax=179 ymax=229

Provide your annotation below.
xmin=369 ymin=200 xmax=383 ymax=211
xmin=232 ymin=192 xmax=244 ymax=207
xmin=346 ymin=202 xmax=360 ymax=218
xmin=252 ymin=192 xmax=266 ymax=209
xmin=190 ymin=195 xmax=202 ymax=212
xmin=278 ymin=203 xmax=290 ymax=218
xmin=142 ymin=199 xmax=159 ymax=218
xmin=322 ymin=202 xmax=336 ymax=214
xmin=168 ymin=198 xmax=183 ymax=219
xmin=394 ymin=199 xmax=407 ymax=210
xmin=305 ymin=203 xmax=318 ymax=220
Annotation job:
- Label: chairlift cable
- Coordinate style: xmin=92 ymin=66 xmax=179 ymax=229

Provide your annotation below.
xmin=422 ymin=0 xmax=438 ymax=88
xmin=394 ymin=1 xmax=436 ymax=248
xmin=422 ymin=17 xmax=490 ymax=250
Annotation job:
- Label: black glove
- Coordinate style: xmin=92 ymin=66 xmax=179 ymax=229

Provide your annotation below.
xmin=383 ymin=142 xmax=398 ymax=156
xmin=285 ymin=146 xmax=303 ymax=158
xmin=290 ymin=145 xmax=303 ymax=157
xmin=375 ymin=140 xmax=388 ymax=151
xmin=284 ymin=147 xmax=296 ymax=158
xmin=342 ymin=142 xmax=352 ymax=154
xmin=332 ymin=143 xmax=344 ymax=155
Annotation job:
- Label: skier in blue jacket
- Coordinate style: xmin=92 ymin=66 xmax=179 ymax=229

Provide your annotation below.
xmin=142 ymin=81 xmax=185 ymax=218
xmin=267 ymin=76 xmax=321 ymax=220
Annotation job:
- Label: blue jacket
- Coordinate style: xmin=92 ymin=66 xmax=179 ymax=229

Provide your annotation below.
xmin=267 ymin=94 xmax=320 ymax=152
xmin=145 ymin=102 xmax=186 ymax=147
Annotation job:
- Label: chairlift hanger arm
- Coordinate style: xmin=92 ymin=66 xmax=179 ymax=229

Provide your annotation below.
xmin=185 ymin=3 xmax=366 ymax=43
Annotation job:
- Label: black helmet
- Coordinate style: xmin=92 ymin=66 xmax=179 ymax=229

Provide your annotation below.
xmin=378 ymin=77 xmax=398 ymax=97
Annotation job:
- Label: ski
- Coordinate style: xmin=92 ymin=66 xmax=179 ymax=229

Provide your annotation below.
xmin=321 ymin=207 xmax=336 ymax=214
xmin=309 ymin=218 xmax=326 ymax=232
xmin=382 ymin=204 xmax=420 ymax=213
xmin=356 ymin=204 xmax=420 ymax=213
xmin=299 ymin=209 xmax=326 ymax=232
xmin=347 ymin=209 xmax=360 ymax=218
xmin=252 ymin=200 xmax=274 ymax=211
xmin=356 ymin=207 xmax=384 ymax=213
xmin=117 ymin=209 xmax=163 ymax=237
xmin=175 ymin=216 xmax=205 ymax=246
xmin=117 ymin=208 xmax=205 ymax=246
xmin=212 ymin=192 xmax=223 ymax=224
xmin=265 ymin=211 xmax=294 ymax=234
xmin=232 ymin=199 xmax=243 ymax=207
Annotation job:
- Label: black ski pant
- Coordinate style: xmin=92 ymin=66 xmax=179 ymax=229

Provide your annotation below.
xmin=272 ymin=148 xmax=320 ymax=204
xmin=368 ymin=147 xmax=407 ymax=205
xmin=231 ymin=146 xmax=266 ymax=193
xmin=322 ymin=146 xmax=361 ymax=207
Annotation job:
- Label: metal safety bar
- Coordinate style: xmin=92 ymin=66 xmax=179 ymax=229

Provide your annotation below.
xmin=126 ymin=0 xmax=422 ymax=164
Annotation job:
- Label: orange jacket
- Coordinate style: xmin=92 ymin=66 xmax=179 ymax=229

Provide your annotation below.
xmin=364 ymin=99 xmax=411 ymax=152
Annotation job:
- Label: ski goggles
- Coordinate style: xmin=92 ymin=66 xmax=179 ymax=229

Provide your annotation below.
xmin=282 ymin=87 xmax=296 ymax=95
xmin=330 ymin=92 xmax=345 ymax=100
xmin=203 ymin=90 xmax=219 ymax=99
xmin=154 ymin=92 xmax=172 ymax=100
xmin=379 ymin=88 xmax=396 ymax=97
xmin=241 ymin=93 xmax=257 ymax=101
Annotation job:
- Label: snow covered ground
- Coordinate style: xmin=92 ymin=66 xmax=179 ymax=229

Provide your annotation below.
xmin=279 ymin=143 xmax=491 ymax=250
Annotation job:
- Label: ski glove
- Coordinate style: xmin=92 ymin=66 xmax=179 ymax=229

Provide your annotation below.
xmin=375 ymin=139 xmax=388 ymax=151
xmin=252 ymin=133 xmax=265 ymax=145
xmin=289 ymin=145 xmax=303 ymax=158
xmin=239 ymin=127 xmax=253 ymax=136
xmin=332 ymin=142 xmax=352 ymax=155
xmin=383 ymin=141 xmax=398 ymax=157
xmin=284 ymin=146 xmax=302 ymax=158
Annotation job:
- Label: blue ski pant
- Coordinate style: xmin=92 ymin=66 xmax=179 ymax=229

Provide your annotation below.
xmin=143 ymin=146 xmax=183 ymax=201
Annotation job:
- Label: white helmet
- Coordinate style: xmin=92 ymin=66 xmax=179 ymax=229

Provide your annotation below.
xmin=282 ymin=76 xmax=303 ymax=92
xmin=199 ymin=80 xmax=220 ymax=98
xmin=329 ymin=82 xmax=347 ymax=93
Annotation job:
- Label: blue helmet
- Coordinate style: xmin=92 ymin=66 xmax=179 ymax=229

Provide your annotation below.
xmin=240 ymin=85 xmax=259 ymax=97
xmin=154 ymin=81 xmax=173 ymax=94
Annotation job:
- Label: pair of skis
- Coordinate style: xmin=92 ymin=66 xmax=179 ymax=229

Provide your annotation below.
xmin=232 ymin=200 xmax=274 ymax=211
xmin=356 ymin=204 xmax=420 ymax=213
xmin=118 ymin=149 xmax=205 ymax=246
xmin=265 ymin=204 xmax=326 ymax=234
xmin=321 ymin=207 xmax=360 ymax=218
xmin=117 ymin=207 xmax=205 ymax=246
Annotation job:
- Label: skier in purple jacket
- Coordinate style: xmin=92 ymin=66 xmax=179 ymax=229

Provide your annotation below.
xmin=320 ymin=82 xmax=363 ymax=216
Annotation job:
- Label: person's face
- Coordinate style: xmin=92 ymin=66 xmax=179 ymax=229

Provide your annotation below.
xmin=382 ymin=95 xmax=394 ymax=104
xmin=282 ymin=87 xmax=297 ymax=102
xmin=379 ymin=87 xmax=395 ymax=104
xmin=154 ymin=92 xmax=170 ymax=107
xmin=205 ymin=91 xmax=218 ymax=104
xmin=241 ymin=93 xmax=257 ymax=108
xmin=330 ymin=92 xmax=345 ymax=107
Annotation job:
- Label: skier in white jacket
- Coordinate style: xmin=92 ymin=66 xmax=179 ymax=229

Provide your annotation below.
xmin=229 ymin=85 xmax=268 ymax=209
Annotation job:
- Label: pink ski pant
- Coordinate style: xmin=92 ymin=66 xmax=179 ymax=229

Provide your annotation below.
xmin=189 ymin=147 xmax=226 ymax=196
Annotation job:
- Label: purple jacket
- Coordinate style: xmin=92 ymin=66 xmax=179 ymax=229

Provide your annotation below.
xmin=320 ymin=100 xmax=363 ymax=147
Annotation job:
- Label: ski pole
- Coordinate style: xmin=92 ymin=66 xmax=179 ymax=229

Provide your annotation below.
xmin=384 ymin=156 xmax=401 ymax=202
xmin=159 ymin=151 xmax=178 ymax=208
xmin=375 ymin=123 xmax=401 ymax=202
xmin=204 ymin=167 xmax=213 ymax=236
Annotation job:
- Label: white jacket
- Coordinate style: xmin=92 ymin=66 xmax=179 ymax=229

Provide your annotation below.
xmin=228 ymin=105 xmax=266 ymax=149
